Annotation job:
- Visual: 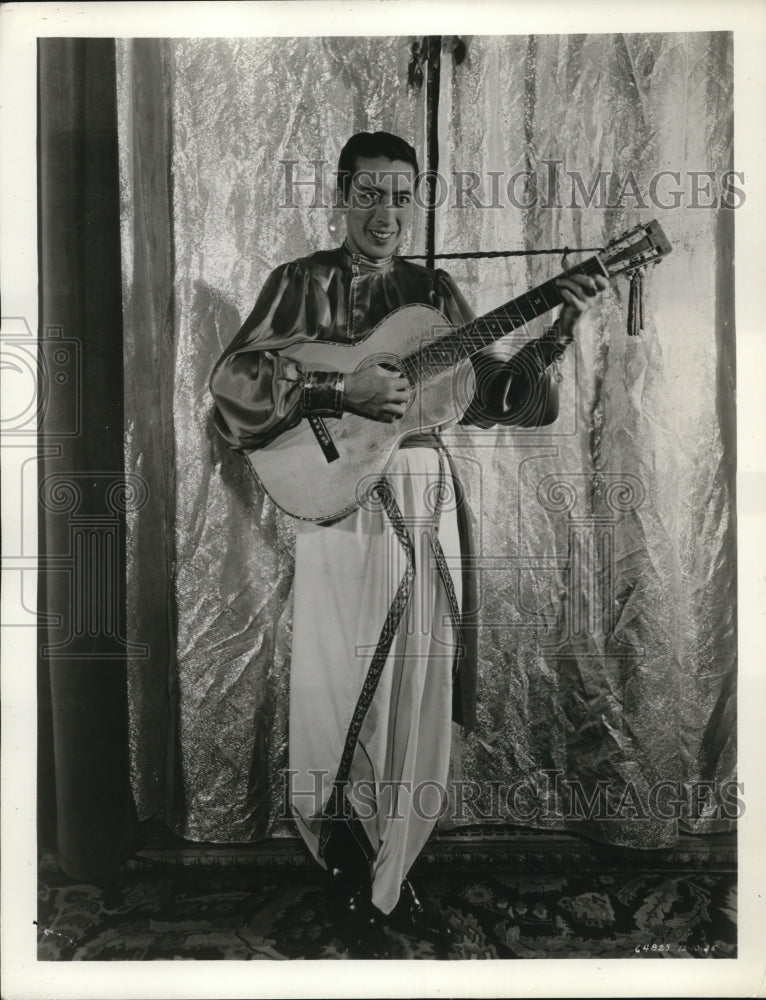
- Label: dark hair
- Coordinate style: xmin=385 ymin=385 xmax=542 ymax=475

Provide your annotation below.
xmin=336 ymin=131 xmax=420 ymax=200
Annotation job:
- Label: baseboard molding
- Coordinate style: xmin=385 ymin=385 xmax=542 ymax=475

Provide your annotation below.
xmin=125 ymin=819 xmax=736 ymax=874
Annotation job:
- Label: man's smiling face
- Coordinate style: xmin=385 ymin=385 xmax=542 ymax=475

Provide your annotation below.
xmin=343 ymin=155 xmax=415 ymax=259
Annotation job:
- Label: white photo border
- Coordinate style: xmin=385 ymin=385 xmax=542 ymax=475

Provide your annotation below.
xmin=1 ymin=2 xmax=764 ymax=997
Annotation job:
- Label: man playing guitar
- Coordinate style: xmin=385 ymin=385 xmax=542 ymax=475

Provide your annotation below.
xmin=210 ymin=131 xmax=607 ymax=957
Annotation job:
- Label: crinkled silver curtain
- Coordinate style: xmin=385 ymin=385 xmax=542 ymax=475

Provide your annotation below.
xmin=118 ymin=34 xmax=735 ymax=847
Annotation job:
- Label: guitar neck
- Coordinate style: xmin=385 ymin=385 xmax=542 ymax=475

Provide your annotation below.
xmin=401 ymin=255 xmax=609 ymax=382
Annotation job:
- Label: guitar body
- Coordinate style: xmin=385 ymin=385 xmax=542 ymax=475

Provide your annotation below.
xmin=246 ymin=304 xmax=475 ymax=522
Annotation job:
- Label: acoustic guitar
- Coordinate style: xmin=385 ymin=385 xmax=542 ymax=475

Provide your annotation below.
xmin=246 ymin=220 xmax=671 ymax=521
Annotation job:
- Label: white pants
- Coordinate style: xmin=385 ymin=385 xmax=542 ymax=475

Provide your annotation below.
xmin=289 ymin=447 xmax=462 ymax=913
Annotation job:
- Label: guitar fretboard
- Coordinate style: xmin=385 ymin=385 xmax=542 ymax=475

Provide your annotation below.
xmin=399 ymin=255 xmax=608 ymax=383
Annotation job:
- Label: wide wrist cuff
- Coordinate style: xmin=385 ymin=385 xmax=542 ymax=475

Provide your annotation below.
xmin=301 ymin=370 xmax=345 ymax=417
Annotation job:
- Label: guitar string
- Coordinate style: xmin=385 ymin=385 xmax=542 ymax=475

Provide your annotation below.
xmin=399 ymin=232 xmax=661 ymax=381
xmin=399 ymin=256 xmax=605 ymax=385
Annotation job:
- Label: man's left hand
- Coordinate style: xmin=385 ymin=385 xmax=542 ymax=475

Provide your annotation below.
xmin=555 ymin=272 xmax=610 ymax=342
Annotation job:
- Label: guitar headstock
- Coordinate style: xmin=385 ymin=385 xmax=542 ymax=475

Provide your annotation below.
xmin=601 ymin=219 xmax=672 ymax=277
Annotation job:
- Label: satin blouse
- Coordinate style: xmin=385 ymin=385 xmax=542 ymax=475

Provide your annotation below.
xmin=210 ymin=242 xmax=558 ymax=451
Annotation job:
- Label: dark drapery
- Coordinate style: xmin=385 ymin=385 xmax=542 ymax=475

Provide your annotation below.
xmin=37 ymin=38 xmax=137 ymax=878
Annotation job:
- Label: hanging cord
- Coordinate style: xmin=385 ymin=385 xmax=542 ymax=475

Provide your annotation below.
xmin=402 ymin=246 xmax=603 ymax=261
xmin=404 ymin=245 xmax=646 ymax=338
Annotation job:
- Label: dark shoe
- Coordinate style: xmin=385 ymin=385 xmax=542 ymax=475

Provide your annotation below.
xmin=327 ymin=869 xmax=391 ymax=959
xmin=339 ymin=884 xmax=392 ymax=959
xmin=325 ymin=865 xmax=365 ymax=920
xmin=387 ymin=879 xmax=453 ymax=944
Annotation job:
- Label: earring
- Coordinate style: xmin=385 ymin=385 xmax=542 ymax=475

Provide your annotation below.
xmin=327 ymin=209 xmax=344 ymax=238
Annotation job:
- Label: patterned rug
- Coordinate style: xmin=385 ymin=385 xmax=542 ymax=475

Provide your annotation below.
xmin=37 ymin=861 xmax=736 ymax=960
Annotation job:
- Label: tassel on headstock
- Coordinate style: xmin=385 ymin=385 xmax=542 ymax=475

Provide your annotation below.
xmin=627 ymin=266 xmax=645 ymax=337
xmin=600 ymin=220 xmax=671 ymax=337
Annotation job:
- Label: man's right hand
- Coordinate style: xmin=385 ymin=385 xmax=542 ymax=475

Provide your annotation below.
xmin=343 ymin=365 xmax=411 ymax=422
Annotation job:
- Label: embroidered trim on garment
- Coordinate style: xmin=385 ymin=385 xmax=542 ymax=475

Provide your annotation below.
xmin=318 ymin=478 xmax=415 ymax=858
xmin=429 ymin=450 xmax=465 ymax=670
xmin=301 ymin=371 xmax=318 ymax=412
xmin=343 ymin=239 xmax=396 ymax=341
xmin=332 ymin=372 xmax=345 ymax=413
xmin=342 ymin=238 xmax=395 ymax=270
xmin=348 ymin=252 xmax=360 ymax=341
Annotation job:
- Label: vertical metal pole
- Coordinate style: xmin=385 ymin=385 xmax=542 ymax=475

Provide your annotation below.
xmin=424 ymin=36 xmax=441 ymax=270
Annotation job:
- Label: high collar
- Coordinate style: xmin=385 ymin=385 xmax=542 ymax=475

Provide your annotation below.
xmin=340 ymin=239 xmax=396 ymax=274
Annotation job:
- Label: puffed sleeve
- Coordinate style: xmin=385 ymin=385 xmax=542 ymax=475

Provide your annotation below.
xmin=210 ymin=262 xmax=345 ymax=451
xmin=433 ymin=268 xmax=475 ymax=327
xmin=434 ymin=269 xmax=562 ymax=429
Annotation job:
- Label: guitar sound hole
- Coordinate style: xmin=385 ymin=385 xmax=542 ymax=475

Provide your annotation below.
xmin=380 ymin=361 xmax=402 ymax=374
